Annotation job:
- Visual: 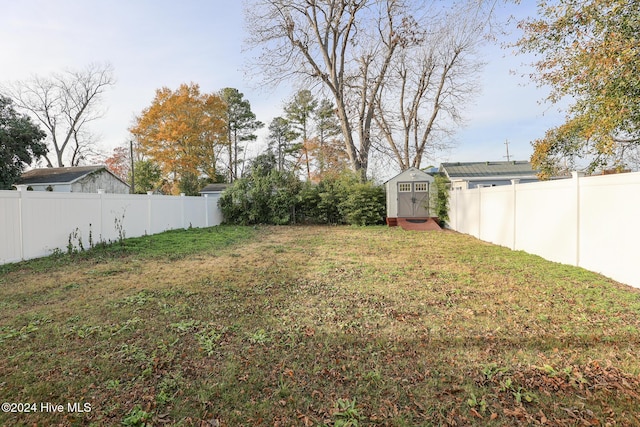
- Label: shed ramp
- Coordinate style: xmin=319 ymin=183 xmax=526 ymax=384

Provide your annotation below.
xmin=397 ymin=217 xmax=442 ymax=231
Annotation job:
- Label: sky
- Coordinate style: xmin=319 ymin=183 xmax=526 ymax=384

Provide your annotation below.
xmin=0 ymin=0 xmax=569 ymax=180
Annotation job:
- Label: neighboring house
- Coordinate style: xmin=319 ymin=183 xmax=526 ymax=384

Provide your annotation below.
xmin=440 ymin=161 xmax=539 ymax=190
xmin=199 ymin=183 xmax=230 ymax=196
xmin=17 ymin=165 xmax=130 ymax=194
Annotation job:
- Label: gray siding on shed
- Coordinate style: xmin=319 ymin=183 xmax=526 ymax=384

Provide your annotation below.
xmin=385 ymin=168 xmax=435 ymax=218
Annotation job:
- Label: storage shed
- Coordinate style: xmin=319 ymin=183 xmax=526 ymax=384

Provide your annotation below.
xmin=385 ymin=167 xmax=438 ymax=229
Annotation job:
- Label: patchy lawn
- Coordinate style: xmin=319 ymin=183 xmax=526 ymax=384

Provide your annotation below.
xmin=0 ymin=225 xmax=639 ymax=426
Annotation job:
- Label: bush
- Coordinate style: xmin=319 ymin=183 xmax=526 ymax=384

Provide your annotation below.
xmin=219 ymin=166 xmax=386 ymax=226
xmin=306 ymin=173 xmax=354 ymax=225
xmin=432 ymin=174 xmax=450 ymax=225
xmin=219 ymin=153 xmax=301 ymax=225
xmin=297 ymin=182 xmax=323 ymax=224
xmin=218 ymin=179 xmax=252 ymax=225
xmin=338 ymin=181 xmax=386 ymax=226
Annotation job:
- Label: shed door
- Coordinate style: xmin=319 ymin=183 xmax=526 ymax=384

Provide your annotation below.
xmin=397 ymin=182 xmax=430 ymax=217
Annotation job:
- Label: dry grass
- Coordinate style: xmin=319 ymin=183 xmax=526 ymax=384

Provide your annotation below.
xmin=1 ymin=225 xmax=639 ymax=426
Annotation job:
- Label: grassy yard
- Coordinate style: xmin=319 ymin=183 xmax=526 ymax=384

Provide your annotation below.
xmin=0 ymin=225 xmax=639 ymax=426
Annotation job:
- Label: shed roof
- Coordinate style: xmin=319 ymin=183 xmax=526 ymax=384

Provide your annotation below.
xmin=385 ymin=167 xmax=434 ymax=184
xmin=18 ymin=166 xmax=112 ymax=185
xmin=440 ymin=161 xmax=538 ymax=179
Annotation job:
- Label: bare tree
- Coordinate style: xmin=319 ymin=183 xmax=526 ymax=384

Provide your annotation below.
xmin=246 ymin=0 xmax=410 ymax=181
xmin=374 ymin=2 xmax=493 ymax=170
xmin=245 ymin=0 xmax=498 ymax=179
xmin=4 ymin=63 xmax=115 ymax=167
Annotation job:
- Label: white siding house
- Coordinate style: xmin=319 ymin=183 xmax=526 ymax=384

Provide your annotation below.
xmin=199 ymin=183 xmax=230 ymax=196
xmin=17 ymin=166 xmax=130 ymax=194
xmin=440 ymin=161 xmax=539 ymax=190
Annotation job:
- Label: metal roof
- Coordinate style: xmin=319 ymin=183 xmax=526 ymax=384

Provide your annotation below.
xmin=18 ymin=166 xmax=109 ymax=185
xmin=440 ymin=161 xmax=539 ymax=179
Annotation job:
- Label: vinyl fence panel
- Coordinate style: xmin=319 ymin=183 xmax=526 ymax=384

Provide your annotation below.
xmin=578 ymin=173 xmax=640 ymax=287
xmin=0 ymin=192 xmax=22 ymax=264
xmin=514 ymin=178 xmax=577 ymax=266
xmin=0 ymin=190 xmax=223 ymax=265
xmin=448 ymin=172 xmax=640 ymax=289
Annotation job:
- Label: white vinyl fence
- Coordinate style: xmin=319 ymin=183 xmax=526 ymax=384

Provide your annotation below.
xmin=448 ymin=172 xmax=640 ymax=289
xmin=0 ymin=190 xmax=223 ymax=265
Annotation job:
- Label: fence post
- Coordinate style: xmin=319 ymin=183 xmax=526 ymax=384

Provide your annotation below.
xmin=477 ymin=186 xmax=482 ymax=239
xmin=452 ymin=188 xmax=459 ymax=231
xmin=511 ymin=179 xmax=520 ymax=250
xmin=180 ymin=193 xmax=186 ymax=229
xmin=572 ymin=171 xmax=584 ymax=267
xmin=204 ymin=194 xmax=209 ymax=227
xmin=97 ymin=189 xmax=105 ymax=244
xmin=16 ymin=185 xmax=27 ymax=260
xmin=147 ymin=191 xmax=153 ymax=234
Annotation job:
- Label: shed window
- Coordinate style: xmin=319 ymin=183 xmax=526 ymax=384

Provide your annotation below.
xmin=414 ymin=183 xmax=428 ymax=192
xmin=398 ymin=183 xmax=412 ymax=192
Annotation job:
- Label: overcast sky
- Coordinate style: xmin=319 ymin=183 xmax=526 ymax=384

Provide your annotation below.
xmin=0 ymin=0 xmax=568 ymax=179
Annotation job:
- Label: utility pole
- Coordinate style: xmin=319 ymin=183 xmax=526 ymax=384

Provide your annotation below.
xmin=504 ymin=140 xmax=511 ymax=162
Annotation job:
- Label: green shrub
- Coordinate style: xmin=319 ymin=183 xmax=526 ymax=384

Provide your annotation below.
xmin=311 ymin=173 xmax=354 ymax=225
xmin=268 ymin=172 xmax=302 ymax=225
xmin=219 ymin=153 xmax=301 ymax=225
xmin=219 ymin=163 xmax=386 ymax=226
xmin=297 ymin=182 xmax=323 ymax=223
xmin=432 ymin=174 xmax=450 ymax=225
xmin=219 ymin=179 xmax=252 ymax=225
xmin=339 ymin=181 xmax=386 ymax=226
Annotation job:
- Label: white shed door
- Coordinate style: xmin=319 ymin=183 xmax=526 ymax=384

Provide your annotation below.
xmin=397 ymin=182 xmax=430 ymax=217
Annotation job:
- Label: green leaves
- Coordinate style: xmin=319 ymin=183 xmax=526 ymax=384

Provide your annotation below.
xmin=517 ymin=0 xmax=640 ymax=175
xmin=219 ymin=169 xmax=386 ymax=226
xmin=0 ymin=95 xmax=47 ymax=189
xmin=338 ymin=181 xmax=386 ymax=227
xmin=220 ymin=87 xmax=263 ymax=182
xmin=219 ymin=153 xmax=303 ymax=225
xmin=334 ymin=398 xmax=362 ymax=427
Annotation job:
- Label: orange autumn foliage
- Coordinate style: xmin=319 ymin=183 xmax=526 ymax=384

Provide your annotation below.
xmin=104 ymin=146 xmax=130 ymax=183
xmin=130 ymin=83 xmax=226 ymax=193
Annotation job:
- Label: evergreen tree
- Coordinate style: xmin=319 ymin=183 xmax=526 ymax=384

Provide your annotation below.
xmin=0 ymin=95 xmax=47 ymax=190
xmin=220 ymin=88 xmax=263 ymax=182
xmin=284 ymin=89 xmax=318 ymax=179
xmin=268 ymin=117 xmax=299 ymax=172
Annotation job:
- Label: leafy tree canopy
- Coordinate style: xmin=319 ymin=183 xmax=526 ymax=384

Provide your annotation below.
xmin=0 ymin=95 xmax=47 ymax=190
xmin=130 ymin=83 xmax=227 ymax=194
xmin=132 ymin=160 xmax=162 ymax=194
xmin=105 ymin=145 xmax=130 ymax=183
xmin=516 ymin=0 xmax=640 ymax=177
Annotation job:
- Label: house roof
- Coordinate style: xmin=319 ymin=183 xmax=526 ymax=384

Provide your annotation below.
xmin=440 ymin=161 xmax=539 ymax=180
xmin=18 ymin=165 xmax=121 ymax=186
xmin=200 ymin=183 xmax=230 ymax=193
